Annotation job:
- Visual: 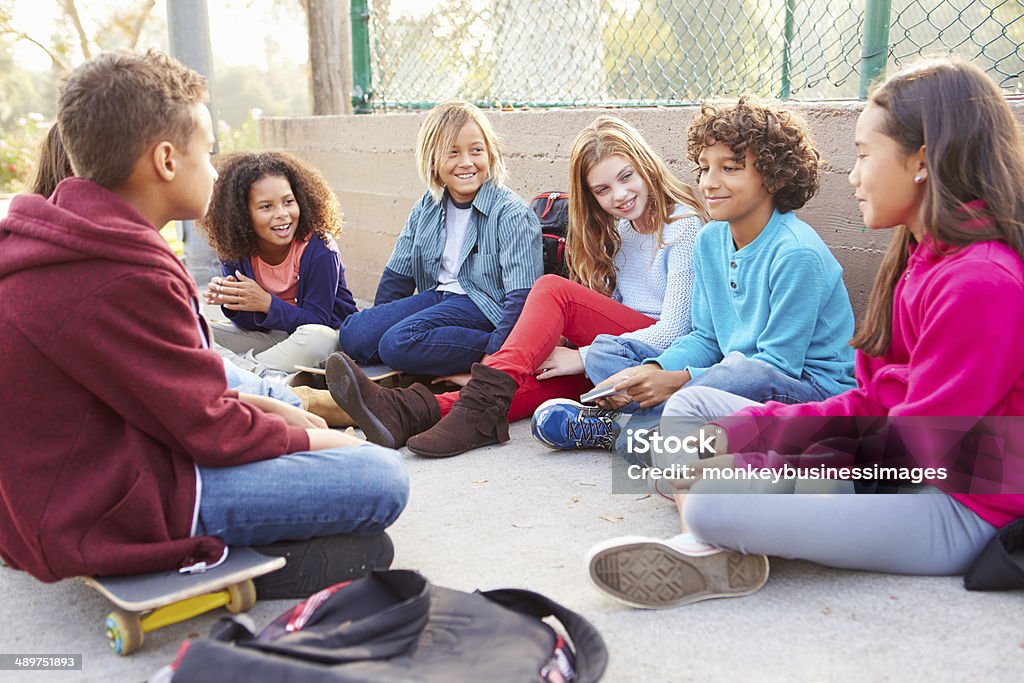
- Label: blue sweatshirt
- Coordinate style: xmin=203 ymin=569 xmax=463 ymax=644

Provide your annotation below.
xmin=221 ymin=234 xmax=357 ymax=333
xmin=649 ymin=209 xmax=855 ymax=397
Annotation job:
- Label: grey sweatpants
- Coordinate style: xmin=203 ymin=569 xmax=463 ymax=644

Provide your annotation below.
xmin=210 ymin=322 xmax=340 ymax=372
xmin=666 ymin=386 xmax=998 ymax=575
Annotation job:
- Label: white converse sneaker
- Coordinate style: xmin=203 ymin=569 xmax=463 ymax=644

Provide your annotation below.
xmin=585 ymin=533 xmax=768 ymax=609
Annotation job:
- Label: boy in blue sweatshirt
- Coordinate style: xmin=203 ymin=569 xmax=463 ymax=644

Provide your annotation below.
xmin=533 ymin=97 xmax=855 ymax=457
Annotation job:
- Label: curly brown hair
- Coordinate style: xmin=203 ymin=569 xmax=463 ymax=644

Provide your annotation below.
xmin=686 ymin=96 xmax=820 ymax=213
xmin=198 ymin=151 xmax=343 ymax=262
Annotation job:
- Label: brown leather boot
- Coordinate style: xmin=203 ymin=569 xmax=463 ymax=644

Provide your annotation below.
xmin=406 ymin=363 xmax=517 ymax=458
xmin=291 ymin=385 xmax=357 ymax=428
xmin=325 ymin=352 xmax=440 ymax=448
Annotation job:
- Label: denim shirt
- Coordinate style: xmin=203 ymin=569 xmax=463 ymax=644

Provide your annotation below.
xmin=384 ymin=180 xmax=542 ymax=326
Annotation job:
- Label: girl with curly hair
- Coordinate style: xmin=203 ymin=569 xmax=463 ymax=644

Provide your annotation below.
xmin=533 ymin=96 xmax=856 ymax=455
xmin=320 ymin=116 xmax=707 ymax=458
xmin=199 ymin=151 xmax=357 ymax=373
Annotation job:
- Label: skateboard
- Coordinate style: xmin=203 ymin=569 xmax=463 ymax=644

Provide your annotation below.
xmin=83 ymin=548 xmax=285 ymax=656
xmin=294 ymin=361 xmax=401 ymax=383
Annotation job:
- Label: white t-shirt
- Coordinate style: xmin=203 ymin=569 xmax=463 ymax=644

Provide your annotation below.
xmin=437 ymin=198 xmax=472 ymax=294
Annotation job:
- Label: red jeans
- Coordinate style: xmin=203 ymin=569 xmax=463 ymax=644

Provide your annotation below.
xmin=435 ymin=275 xmax=655 ymax=421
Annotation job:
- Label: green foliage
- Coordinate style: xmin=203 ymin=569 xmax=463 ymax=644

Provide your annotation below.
xmin=0 ymin=112 xmax=48 ymax=193
xmin=212 ymin=62 xmax=310 ymax=128
xmin=217 ymin=110 xmax=261 ymax=153
xmin=0 ymin=37 xmax=55 ymax=124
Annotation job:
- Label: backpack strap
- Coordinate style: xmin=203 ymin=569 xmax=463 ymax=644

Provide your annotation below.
xmin=481 ymin=588 xmax=608 ymax=683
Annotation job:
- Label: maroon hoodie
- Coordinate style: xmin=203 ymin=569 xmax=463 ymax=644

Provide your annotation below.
xmin=0 ymin=178 xmax=310 ymax=582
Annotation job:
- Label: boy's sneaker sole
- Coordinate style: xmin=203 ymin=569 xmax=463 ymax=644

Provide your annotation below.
xmin=586 ymin=536 xmax=768 ymax=609
xmin=253 ymin=532 xmax=394 ymax=600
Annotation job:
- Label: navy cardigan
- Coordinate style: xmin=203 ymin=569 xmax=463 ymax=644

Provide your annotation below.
xmin=220 ymin=235 xmax=358 ymax=333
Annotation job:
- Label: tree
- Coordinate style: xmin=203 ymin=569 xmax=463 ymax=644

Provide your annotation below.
xmin=0 ymin=0 xmax=161 ymax=73
xmin=302 ymin=0 xmax=353 ymax=115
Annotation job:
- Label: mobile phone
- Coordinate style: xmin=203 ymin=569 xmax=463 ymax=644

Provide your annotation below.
xmin=579 ymin=385 xmax=627 ymax=403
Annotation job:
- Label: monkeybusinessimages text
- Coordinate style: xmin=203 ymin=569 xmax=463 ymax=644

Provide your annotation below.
xmin=624 ymin=428 xmax=949 ymax=485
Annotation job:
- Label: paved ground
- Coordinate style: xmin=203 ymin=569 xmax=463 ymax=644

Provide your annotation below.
xmin=3 ymin=418 xmax=1023 ymax=682
xmin=0 ymin=244 xmax=1021 ymax=680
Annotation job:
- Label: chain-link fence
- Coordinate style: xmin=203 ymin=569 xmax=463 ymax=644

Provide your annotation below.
xmin=358 ymin=0 xmax=1023 ymax=110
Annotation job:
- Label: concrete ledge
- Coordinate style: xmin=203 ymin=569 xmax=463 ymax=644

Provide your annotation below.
xmin=261 ymin=101 xmax=1024 ymax=319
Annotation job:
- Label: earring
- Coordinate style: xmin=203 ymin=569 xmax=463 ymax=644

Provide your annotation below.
xmin=914 ymin=175 xmax=925 ymax=184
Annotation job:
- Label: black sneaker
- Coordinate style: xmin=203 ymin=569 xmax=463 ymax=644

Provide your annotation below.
xmin=252 ymin=532 xmax=394 ymax=600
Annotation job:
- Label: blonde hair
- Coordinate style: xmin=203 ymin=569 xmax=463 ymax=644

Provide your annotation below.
xmin=415 ymin=100 xmax=508 ymax=202
xmin=567 ymin=116 xmax=708 ymax=296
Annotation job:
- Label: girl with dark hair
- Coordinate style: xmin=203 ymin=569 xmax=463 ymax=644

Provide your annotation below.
xmin=199 ymin=151 xmax=357 ymax=372
xmin=30 ymin=123 xmax=74 ymax=198
xmin=585 ymin=58 xmax=1024 ymax=610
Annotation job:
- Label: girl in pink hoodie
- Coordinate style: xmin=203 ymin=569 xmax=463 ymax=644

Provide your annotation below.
xmin=584 ymin=57 xmax=1024 ymax=609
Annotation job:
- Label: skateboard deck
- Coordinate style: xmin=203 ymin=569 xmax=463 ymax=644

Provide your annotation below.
xmin=84 ymin=548 xmax=284 ymax=612
xmin=294 ymin=361 xmax=401 ymax=382
xmin=83 ymin=548 xmax=284 ymax=655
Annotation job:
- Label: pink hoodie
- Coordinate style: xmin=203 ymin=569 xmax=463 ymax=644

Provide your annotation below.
xmin=718 ymin=235 xmax=1024 ymax=528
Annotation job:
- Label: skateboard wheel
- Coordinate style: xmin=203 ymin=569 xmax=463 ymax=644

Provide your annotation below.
xmin=105 ymin=609 xmax=143 ymax=656
xmin=226 ymin=579 xmax=257 ymax=613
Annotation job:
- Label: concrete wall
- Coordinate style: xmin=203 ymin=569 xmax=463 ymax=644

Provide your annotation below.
xmin=258 ymin=102 xmax=1023 ymax=319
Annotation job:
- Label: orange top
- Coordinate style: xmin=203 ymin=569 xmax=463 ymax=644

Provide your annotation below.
xmin=251 ymin=237 xmax=310 ymax=305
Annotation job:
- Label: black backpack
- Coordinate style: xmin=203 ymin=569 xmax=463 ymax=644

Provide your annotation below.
xmin=165 ymin=570 xmax=608 ymax=682
xmin=530 ymin=191 xmax=569 ymax=277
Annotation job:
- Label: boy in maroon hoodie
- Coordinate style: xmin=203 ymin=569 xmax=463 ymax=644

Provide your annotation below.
xmin=0 ymin=50 xmax=408 ymax=599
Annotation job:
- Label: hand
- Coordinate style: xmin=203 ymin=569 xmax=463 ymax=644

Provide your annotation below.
xmin=536 ymin=347 xmax=583 ymax=380
xmin=433 ymin=372 xmax=471 ymax=387
xmin=618 ymin=366 xmax=691 ymax=408
xmin=202 ymin=274 xmax=238 ymax=306
xmin=206 ymin=271 xmax=272 ymax=313
xmin=596 ymin=393 xmax=632 ymax=411
xmin=596 ymin=364 xmax=691 ymax=409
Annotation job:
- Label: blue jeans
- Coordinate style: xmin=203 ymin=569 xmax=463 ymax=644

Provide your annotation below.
xmin=338 ymin=290 xmax=494 ymax=375
xmin=583 ymin=334 xmax=663 ymax=386
xmin=222 ymin=358 xmax=301 ymax=407
xmin=684 ymin=351 xmax=831 ymax=405
xmin=199 ymin=361 xmax=410 ymax=545
xmin=613 ymin=352 xmax=832 ymax=464
xmin=196 ymin=444 xmax=409 ymax=546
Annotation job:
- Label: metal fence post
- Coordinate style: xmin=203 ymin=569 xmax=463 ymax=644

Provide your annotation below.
xmin=167 ymin=0 xmax=219 ymax=287
xmin=350 ymin=0 xmax=373 ymax=113
xmin=859 ymin=0 xmax=893 ymax=99
xmin=780 ymin=0 xmax=796 ymax=99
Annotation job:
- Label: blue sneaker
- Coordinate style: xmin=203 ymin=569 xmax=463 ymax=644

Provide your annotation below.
xmin=532 ymin=399 xmax=620 ymax=450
